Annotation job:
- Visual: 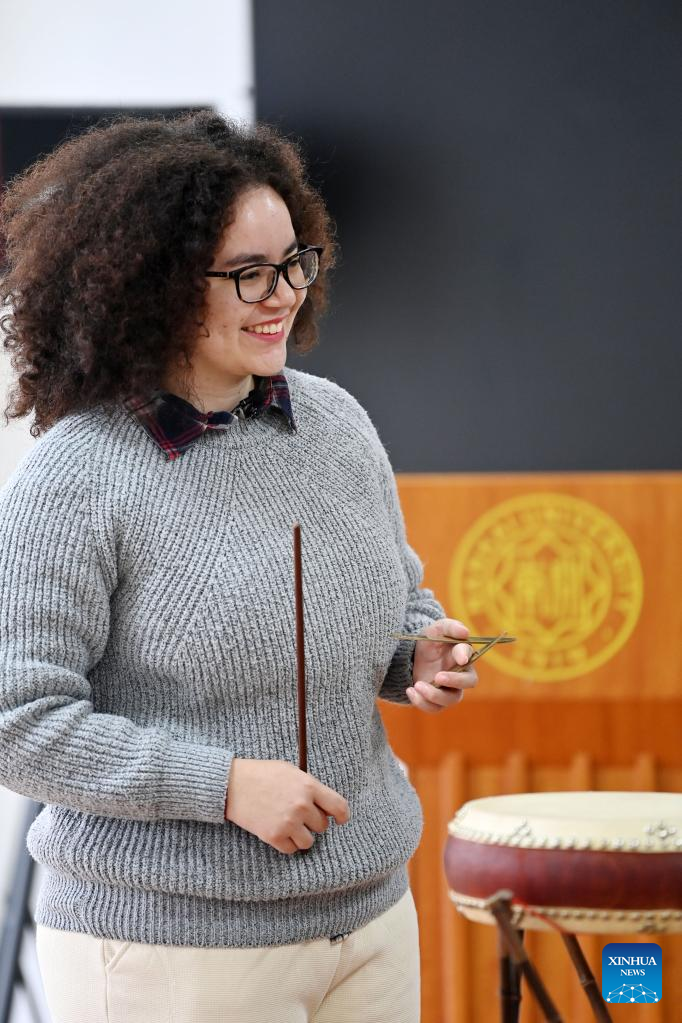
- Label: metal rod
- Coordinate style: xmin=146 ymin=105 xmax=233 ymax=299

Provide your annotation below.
xmin=462 ymin=632 xmax=508 ymax=669
xmin=0 ymin=800 xmax=42 ymax=1023
xmin=390 ymin=633 xmax=516 ymax=645
xmin=15 ymin=963 xmax=43 ymax=1023
xmin=293 ymin=523 xmax=307 ymax=773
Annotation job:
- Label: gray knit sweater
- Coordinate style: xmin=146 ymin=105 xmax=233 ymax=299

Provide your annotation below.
xmin=0 ymin=368 xmax=444 ymax=947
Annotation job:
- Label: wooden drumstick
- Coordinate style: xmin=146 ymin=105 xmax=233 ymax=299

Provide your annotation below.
xmin=293 ymin=523 xmax=307 ymax=773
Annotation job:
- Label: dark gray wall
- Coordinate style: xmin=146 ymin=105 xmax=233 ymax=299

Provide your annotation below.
xmin=255 ymin=1 xmax=681 ymax=471
xmin=0 ymin=107 xmax=200 ymax=182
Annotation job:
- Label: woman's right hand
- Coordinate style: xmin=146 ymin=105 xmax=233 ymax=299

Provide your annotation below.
xmin=224 ymin=758 xmax=351 ymax=854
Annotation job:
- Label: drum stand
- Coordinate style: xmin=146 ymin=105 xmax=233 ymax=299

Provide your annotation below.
xmin=486 ymin=891 xmax=612 ymax=1023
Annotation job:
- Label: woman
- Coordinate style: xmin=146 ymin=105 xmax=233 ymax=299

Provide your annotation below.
xmin=0 ymin=111 xmax=477 ymax=1023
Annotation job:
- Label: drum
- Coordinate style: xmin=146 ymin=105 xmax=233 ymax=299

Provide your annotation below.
xmin=444 ymin=791 xmax=682 ymax=934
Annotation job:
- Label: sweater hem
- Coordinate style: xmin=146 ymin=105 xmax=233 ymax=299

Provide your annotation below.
xmin=34 ymin=866 xmax=409 ymax=948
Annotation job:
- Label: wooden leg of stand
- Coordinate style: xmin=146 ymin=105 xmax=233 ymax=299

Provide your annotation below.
xmin=561 ymin=934 xmax=613 ymax=1022
xmin=487 ymin=890 xmax=563 ymax=1023
xmin=498 ymin=927 xmax=523 ymax=1023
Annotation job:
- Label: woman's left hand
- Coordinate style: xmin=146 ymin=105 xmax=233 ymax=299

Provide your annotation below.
xmin=406 ymin=618 xmax=478 ymax=714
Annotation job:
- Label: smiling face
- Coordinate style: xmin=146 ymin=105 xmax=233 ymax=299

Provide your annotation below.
xmin=163 ymin=185 xmax=307 ymax=411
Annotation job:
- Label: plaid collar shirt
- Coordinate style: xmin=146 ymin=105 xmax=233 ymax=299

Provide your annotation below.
xmin=124 ymin=374 xmax=296 ymax=461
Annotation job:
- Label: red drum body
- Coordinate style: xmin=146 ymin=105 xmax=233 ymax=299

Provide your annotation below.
xmin=444 ymin=791 xmax=682 ymax=934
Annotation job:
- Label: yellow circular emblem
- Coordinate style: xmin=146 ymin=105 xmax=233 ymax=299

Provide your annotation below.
xmin=449 ymin=493 xmax=643 ymax=682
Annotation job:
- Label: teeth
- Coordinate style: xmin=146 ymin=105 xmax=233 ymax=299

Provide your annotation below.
xmin=249 ymin=321 xmax=283 ymax=334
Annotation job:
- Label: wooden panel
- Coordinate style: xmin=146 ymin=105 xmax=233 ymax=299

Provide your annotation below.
xmin=437 ymin=754 xmax=469 ymax=1023
xmin=385 ymin=472 xmax=681 ymax=1020
xmin=381 ymin=699 xmax=682 ymax=768
xmin=396 ymin=472 xmax=682 ymax=700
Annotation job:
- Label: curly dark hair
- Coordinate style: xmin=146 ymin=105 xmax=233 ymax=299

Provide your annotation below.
xmin=0 ymin=110 xmax=336 ymax=436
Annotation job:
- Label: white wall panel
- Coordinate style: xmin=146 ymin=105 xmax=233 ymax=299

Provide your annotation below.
xmin=0 ymin=0 xmax=254 ymax=120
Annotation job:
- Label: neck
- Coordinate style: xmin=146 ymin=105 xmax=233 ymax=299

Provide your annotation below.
xmin=162 ymin=371 xmax=256 ymax=414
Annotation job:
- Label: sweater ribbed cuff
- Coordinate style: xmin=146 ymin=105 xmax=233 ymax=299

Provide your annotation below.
xmin=380 ymin=636 xmax=419 ymax=704
xmin=381 ymin=607 xmax=444 ymax=703
xmin=158 ymin=740 xmax=233 ymax=824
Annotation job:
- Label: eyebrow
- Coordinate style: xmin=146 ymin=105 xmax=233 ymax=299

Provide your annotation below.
xmin=222 ymin=239 xmax=299 ymax=268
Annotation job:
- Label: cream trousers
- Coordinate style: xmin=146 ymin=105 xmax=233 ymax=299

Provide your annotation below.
xmin=36 ymin=888 xmax=420 ymax=1023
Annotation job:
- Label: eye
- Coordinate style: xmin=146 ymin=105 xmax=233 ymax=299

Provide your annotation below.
xmin=240 ymin=267 xmax=268 ymax=282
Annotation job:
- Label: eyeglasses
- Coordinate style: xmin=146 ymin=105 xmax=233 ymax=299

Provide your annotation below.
xmin=205 ymin=245 xmax=323 ymax=303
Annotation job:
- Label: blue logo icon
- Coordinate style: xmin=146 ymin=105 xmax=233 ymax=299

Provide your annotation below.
xmin=602 ymin=942 xmax=662 ymax=1004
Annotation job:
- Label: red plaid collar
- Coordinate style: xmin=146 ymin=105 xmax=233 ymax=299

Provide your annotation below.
xmin=124 ymin=374 xmax=295 ymax=461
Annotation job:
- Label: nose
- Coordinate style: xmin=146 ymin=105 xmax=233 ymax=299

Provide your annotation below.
xmin=261 ymin=270 xmax=299 ymax=308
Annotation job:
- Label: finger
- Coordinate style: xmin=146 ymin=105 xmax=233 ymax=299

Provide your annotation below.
xmin=306 ymin=806 xmax=331 ymax=834
xmin=414 ymin=679 xmax=464 ymax=708
xmin=406 ymin=686 xmax=444 ymax=714
xmin=291 ymin=824 xmax=316 ymax=851
xmin=314 ymin=783 xmax=350 ymax=825
xmin=452 ymin=643 xmax=474 ymax=667
xmin=435 ymin=667 xmax=479 ymax=690
xmin=424 ymin=618 xmax=469 ymax=643
xmin=275 ymin=837 xmax=298 ymax=855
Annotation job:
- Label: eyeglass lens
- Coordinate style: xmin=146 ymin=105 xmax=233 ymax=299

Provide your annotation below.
xmin=239 ymin=249 xmax=319 ymax=302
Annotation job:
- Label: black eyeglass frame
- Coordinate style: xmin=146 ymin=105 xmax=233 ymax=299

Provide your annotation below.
xmin=205 ymin=245 xmax=323 ymax=303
